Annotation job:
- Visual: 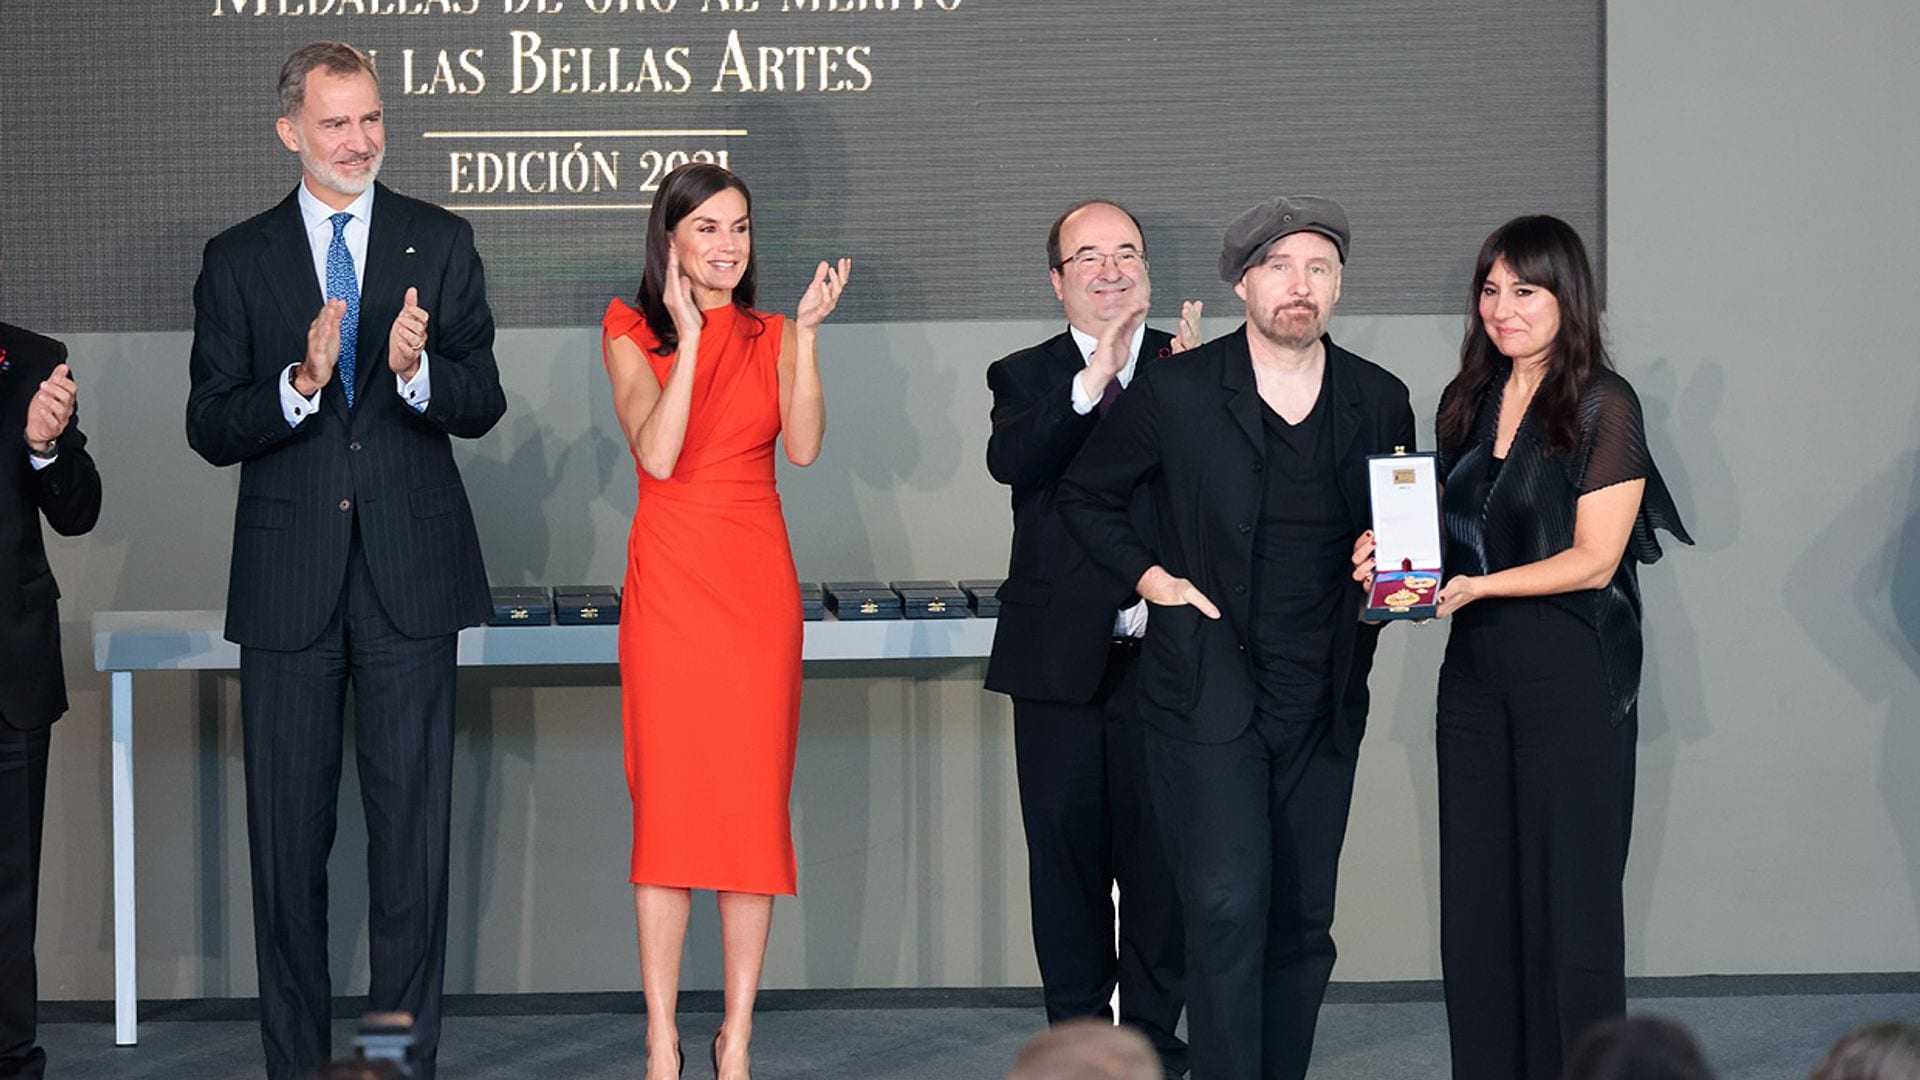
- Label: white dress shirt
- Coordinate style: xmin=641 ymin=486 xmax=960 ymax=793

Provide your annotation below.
xmin=279 ymin=183 xmax=432 ymax=426
xmin=1065 ymin=321 xmax=1149 ymax=639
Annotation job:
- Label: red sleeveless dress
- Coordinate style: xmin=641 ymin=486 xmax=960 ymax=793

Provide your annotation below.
xmin=603 ymin=298 xmax=801 ymax=895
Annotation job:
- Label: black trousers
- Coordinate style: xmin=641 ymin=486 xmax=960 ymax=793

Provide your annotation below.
xmin=1437 ymin=599 xmax=1636 ymax=1080
xmin=0 ymin=726 xmax=50 ymax=1080
xmin=240 ymin=530 xmax=457 ymax=1080
xmin=1013 ymin=643 xmax=1186 ymax=1075
xmin=1148 ymin=712 xmax=1357 ymax=1080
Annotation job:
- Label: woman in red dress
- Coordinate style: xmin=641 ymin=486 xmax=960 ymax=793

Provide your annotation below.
xmin=602 ymin=163 xmax=849 ymax=1080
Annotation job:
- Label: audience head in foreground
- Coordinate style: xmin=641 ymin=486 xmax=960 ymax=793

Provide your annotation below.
xmin=1812 ymin=1022 xmax=1920 ymax=1080
xmin=1562 ymin=1014 xmax=1715 ymax=1080
xmin=1007 ymin=1019 xmax=1162 ymax=1080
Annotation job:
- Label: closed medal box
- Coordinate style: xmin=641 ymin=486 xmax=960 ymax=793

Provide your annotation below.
xmin=799 ymin=582 xmax=826 ymax=622
xmin=489 ymin=586 xmax=553 ymax=627
xmin=554 ymin=585 xmax=621 ymax=625
xmin=824 ymin=581 xmax=904 ymax=621
xmin=959 ymin=579 xmax=1004 ymax=618
xmin=890 ymin=579 xmax=970 ymax=619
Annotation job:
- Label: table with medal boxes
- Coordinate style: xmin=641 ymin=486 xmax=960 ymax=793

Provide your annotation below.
xmin=490 ymin=581 xmax=1004 ymax=626
xmin=94 ymin=576 xmax=1005 ymax=1044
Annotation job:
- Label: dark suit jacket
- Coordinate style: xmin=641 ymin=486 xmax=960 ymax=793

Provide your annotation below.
xmin=1057 ymin=327 xmax=1416 ymax=751
xmin=984 ymin=328 xmax=1173 ymax=704
xmin=1 ymin=323 xmax=102 ymax=730
xmin=186 ymin=183 xmax=505 ymax=651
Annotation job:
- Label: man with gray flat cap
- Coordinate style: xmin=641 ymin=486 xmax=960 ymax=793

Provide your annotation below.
xmin=1058 ymin=195 xmax=1414 ymax=1079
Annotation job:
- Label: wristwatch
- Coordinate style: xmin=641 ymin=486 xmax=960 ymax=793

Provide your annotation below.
xmin=26 ymin=441 xmax=58 ymax=462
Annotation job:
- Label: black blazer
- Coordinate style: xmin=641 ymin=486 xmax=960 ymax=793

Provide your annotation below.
xmin=984 ymin=328 xmax=1173 ymax=703
xmin=1057 ymin=327 xmax=1416 ymax=750
xmin=186 ymin=183 xmax=506 ymax=650
xmin=0 ymin=323 xmax=102 ymax=730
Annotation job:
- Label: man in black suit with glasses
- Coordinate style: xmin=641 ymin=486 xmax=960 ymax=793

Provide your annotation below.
xmin=985 ymin=199 xmax=1200 ymax=1078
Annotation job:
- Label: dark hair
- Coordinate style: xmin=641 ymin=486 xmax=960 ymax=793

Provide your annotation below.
xmin=1812 ymin=1021 xmax=1920 ymax=1080
xmin=1563 ymin=1015 xmax=1716 ymax=1080
xmin=635 ymin=162 xmax=763 ymax=357
xmin=1046 ymin=199 xmax=1148 ymax=270
xmin=279 ymin=42 xmax=379 ymax=119
xmin=1436 ymin=214 xmax=1609 ymax=457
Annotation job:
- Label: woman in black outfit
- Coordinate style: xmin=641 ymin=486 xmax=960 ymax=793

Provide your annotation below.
xmin=1358 ymin=215 xmax=1690 ymax=1078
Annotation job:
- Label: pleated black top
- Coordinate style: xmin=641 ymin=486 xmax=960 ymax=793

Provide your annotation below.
xmin=1437 ymin=365 xmax=1693 ymax=722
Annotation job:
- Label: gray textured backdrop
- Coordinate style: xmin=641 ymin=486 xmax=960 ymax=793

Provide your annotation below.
xmin=1 ymin=2 xmax=1600 ymax=327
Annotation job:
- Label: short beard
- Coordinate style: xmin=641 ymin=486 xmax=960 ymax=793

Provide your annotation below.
xmin=299 ymin=141 xmax=383 ymax=198
xmin=1251 ymin=304 xmax=1326 ymax=351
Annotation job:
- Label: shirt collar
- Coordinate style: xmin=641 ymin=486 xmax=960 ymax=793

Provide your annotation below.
xmin=298 ymin=181 xmax=375 ymax=234
xmin=1067 ymin=322 xmax=1148 ymax=381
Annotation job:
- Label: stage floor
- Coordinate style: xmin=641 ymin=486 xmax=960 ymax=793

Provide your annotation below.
xmin=40 ymin=981 xmax=1920 ymax=1078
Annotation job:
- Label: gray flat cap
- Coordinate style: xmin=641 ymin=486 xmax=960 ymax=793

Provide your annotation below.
xmin=1218 ymin=195 xmax=1351 ymax=282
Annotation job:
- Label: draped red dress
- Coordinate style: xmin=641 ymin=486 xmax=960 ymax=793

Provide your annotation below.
xmin=603 ymin=298 xmax=801 ymax=895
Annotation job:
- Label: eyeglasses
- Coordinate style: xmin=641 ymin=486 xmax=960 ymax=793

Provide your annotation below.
xmin=1056 ymin=249 xmax=1145 ymax=272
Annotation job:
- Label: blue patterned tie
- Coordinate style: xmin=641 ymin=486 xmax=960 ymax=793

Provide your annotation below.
xmin=326 ymin=211 xmax=360 ymax=409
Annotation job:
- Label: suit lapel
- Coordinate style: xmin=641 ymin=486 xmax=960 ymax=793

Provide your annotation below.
xmin=258 ymin=191 xmax=323 ymax=347
xmin=253 ymin=191 xmax=353 ymax=421
xmin=1324 ymin=340 xmax=1375 ymax=528
xmin=1044 ymin=330 xmax=1083 ymax=383
xmin=356 ymin=183 xmax=413 ymax=403
xmin=1327 ymin=340 xmax=1363 ymax=463
xmin=1137 ymin=329 xmax=1173 ymax=375
xmin=1219 ymin=327 xmax=1264 ymax=457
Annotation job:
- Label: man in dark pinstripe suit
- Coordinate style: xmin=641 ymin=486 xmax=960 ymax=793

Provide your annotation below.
xmin=185 ymin=42 xmax=504 ymax=1080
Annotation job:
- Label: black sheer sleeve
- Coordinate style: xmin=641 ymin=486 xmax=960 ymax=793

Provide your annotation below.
xmin=1572 ymin=371 xmax=1693 ymax=563
xmin=1572 ymin=373 xmax=1651 ymax=493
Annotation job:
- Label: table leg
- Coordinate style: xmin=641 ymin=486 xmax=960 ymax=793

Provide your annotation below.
xmin=111 ymin=670 xmax=137 ymax=1046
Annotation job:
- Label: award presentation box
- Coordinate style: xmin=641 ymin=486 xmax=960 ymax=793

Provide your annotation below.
xmin=824 ymin=581 xmax=904 ymax=621
xmin=1365 ymin=450 xmax=1444 ymax=620
xmin=489 ymin=586 xmax=553 ymax=627
xmin=553 ymin=585 xmax=621 ymax=625
xmin=799 ymin=582 xmax=825 ymax=621
xmin=959 ymin=579 xmax=1003 ymax=617
xmin=890 ymin=580 xmax=971 ymax=619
